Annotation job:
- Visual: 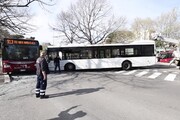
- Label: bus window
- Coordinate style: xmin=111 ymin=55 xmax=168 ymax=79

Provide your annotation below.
xmin=120 ymin=49 xmax=125 ymax=56
xmin=4 ymin=44 xmax=38 ymax=60
xmin=66 ymin=52 xmax=80 ymax=59
xmin=105 ymin=49 xmax=111 ymax=58
xmin=81 ymin=49 xmax=92 ymax=59
xmin=88 ymin=50 xmax=93 ymax=59
xmin=142 ymin=45 xmax=154 ymax=56
xmin=134 ymin=47 xmax=141 ymax=56
xmin=48 ymin=51 xmax=57 ymax=60
xmin=125 ymin=48 xmax=134 ymax=55
xmin=93 ymin=50 xmax=98 ymax=58
xmin=99 ymin=50 xmax=105 ymax=58
xmin=112 ymin=49 xmax=119 ymax=57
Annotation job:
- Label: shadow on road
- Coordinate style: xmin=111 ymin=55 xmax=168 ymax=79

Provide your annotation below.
xmin=49 ymin=87 xmax=104 ymax=98
xmin=48 ymin=105 xmax=86 ymax=120
xmin=135 ymin=62 xmax=177 ymax=70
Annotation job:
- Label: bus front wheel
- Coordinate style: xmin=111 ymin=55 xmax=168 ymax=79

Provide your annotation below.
xmin=65 ymin=63 xmax=76 ymax=71
xmin=122 ymin=61 xmax=132 ymax=70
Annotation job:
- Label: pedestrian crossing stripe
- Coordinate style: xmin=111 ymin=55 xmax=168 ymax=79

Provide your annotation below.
xmin=114 ymin=70 xmax=179 ymax=82
xmin=164 ymin=74 xmax=176 ymax=81
xmin=135 ymin=71 xmax=148 ymax=77
xmin=148 ymin=72 xmax=162 ymax=79
xmin=123 ymin=70 xmax=137 ymax=75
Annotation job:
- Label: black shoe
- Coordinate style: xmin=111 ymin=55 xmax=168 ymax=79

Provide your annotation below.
xmin=40 ymin=95 xmax=49 ymax=99
xmin=36 ymin=94 xmax=40 ymax=98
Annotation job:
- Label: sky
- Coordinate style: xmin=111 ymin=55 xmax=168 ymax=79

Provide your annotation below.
xmin=25 ymin=0 xmax=180 ymax=45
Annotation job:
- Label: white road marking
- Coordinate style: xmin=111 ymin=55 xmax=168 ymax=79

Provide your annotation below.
xmin=164 ymin=74 xmax=176 ymax=81
xmin=114 ymin=69 xmax=178 ymax=82
xmin=135 ymin=71 xmax=148 ymax=77
xmin=148 ymin=72 xmax=162 ymax=79
xmin=173 ymin=72 xmax=179 ymax=74
xmin=153 ymin=69 xmax=158 ymax=72
xmin=123 ymin=70 xmax=137 ymax=75
xmin=114 ymin=71 xmax=125 ymax=74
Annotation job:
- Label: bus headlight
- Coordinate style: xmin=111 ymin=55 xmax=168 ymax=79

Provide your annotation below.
xmin=3 ymin=63 xmax=10 ymax=68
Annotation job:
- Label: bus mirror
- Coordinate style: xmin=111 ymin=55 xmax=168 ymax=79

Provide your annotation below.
xmin=0 ymin=40 xmax=9 ymax=49
xmin=0 ymin=42 xmax=5 ymax=49
xmin=39 ymin=45 xmax=42 ymax=50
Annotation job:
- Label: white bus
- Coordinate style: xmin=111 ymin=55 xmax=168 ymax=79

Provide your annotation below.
xmin=47 ymin=40 xmax=156 ymax=71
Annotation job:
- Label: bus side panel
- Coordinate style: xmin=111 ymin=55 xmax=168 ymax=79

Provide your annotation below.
xmin=60 ymin=59 xmax=118 ymax=70
xmin=129 ymin=56 xmax=156 ymax=67
xmin=58 ymin=56 xmax=156 ymax=70
xmin=48 ymin=61 xmax=55 ymax=71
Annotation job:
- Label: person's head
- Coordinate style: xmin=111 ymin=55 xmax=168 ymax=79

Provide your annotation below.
xmin=40 ymin=51 xmax=46 ymax=57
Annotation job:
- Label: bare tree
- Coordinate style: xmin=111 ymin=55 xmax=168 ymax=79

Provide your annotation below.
xmin=0 ymin=0 xmax=54 ymax=34
xmin=54 ymin=11 xmax=77 ymax=44
xmin=106 ymin=30 xmax=135 ymax=43
xmin=131 ymin=17 xmax=155 ymax=40
xmin=53 ymin=0 xmax=126 ymax=44
xmin=0 ymin=27 xmax=11 ymax=39
xmin=155 ymin=8 xmax=180 ymax=39
xmin=0 ymin=0 xmax=53 ymax=7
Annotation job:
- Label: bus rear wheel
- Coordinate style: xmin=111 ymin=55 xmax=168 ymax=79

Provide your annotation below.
xmin=65 ymin=63 xmax=75 ymax=71
xmin=122 ymin=61 xmax=132 ymax=70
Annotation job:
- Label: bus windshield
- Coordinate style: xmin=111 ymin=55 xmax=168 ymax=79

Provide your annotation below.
xmin=3 ymin=44 xmax=39 ymax=61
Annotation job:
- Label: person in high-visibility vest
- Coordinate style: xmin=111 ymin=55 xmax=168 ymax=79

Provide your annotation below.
xmin=35 ymin=51 xmax=50 ymax=99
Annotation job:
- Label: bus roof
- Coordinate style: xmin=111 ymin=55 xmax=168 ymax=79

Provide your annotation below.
xmin=48 ymin=40 xmax=155 ymax=48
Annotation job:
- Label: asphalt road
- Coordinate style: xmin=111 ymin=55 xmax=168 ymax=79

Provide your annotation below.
xmin=0 ymin=66 xmax=4 ymax=84
xmin=0 ymin=63 xmax=180 ymax=120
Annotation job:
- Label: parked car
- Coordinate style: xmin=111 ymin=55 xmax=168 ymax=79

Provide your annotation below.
xmin=157 ymin=51 xmax=174 ymax=63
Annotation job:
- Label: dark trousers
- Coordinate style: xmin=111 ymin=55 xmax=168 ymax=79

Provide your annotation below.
xmin=36 ymin=75 xmax=47 ymax=96
xmin=177 ymin=60 xmax=180 ymax=66
xmin=54 ymin=63 xmax=60 ymax=72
